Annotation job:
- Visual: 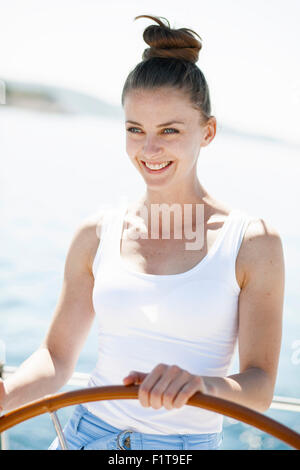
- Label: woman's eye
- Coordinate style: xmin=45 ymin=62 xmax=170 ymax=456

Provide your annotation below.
xmin=126 ymin=127 xmax=178 ymax=134
xmin=163 ymin=128 xmax=178 ymax=134
xmin=126 ymin=127 xmax=141 ymax=133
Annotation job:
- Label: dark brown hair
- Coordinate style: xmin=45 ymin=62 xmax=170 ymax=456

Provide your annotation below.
xmin=121 ymin=15 xmax=212 ymax=123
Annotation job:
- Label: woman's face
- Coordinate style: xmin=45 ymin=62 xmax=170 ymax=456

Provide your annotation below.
xmin=123 ymin=87 xmax=215 ymax=189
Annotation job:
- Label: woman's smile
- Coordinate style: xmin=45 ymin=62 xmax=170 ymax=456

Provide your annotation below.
xmin=140 ymin=160 xmax=174 ymax=174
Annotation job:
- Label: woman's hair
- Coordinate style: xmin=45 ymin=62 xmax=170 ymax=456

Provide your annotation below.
xmin=121 ymin=15 xmax=212 ymax=124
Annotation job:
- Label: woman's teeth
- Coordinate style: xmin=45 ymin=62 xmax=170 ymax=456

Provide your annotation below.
xmin=144 ymin=161 xmax=172 ymax=170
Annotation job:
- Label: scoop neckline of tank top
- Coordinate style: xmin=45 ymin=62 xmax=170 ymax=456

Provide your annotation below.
xmin=118 ymin=207 xmax=238 ymax=279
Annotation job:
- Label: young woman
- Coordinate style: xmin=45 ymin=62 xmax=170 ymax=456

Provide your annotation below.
xmin=0 ymin=15 xmax=285 ymax=450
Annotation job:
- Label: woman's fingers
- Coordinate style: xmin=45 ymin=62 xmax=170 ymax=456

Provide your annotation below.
xmin=137 ymin=364 xmax=167 ymax=408
xmin=138 ymin=364 xmax=201 ymax=410
xmin=143 ymin=365 xmax=188 ymax=409
xmin=123 ymin=364 xmax=209 ymax=410
xmin=123 ymin=370 xmax=147 ymax=385
xmin=171 ymin=375 xmax=206 ymax=409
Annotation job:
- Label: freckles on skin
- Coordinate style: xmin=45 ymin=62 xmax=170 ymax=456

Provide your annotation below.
xmin=123 ymin=88 xmax=205 ymax=163
xmin=125 ymin=128 xmax=202 ymax=173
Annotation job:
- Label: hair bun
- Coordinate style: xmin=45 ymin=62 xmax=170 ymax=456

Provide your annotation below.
xmin=135 ymin=15 xmax=202 ymax=64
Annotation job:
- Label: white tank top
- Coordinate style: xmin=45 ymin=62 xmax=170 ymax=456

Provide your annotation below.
xmin=85 ymin=202 xmax=254 ymax=434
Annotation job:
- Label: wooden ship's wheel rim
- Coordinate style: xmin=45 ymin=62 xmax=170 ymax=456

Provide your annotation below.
xmin=0 ymin=385 xmax=299 ymax=449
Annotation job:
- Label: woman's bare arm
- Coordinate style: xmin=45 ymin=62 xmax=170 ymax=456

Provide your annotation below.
xmin=203 ymin=218 xmax=285 ymax=412
xmin=0 ymin=214 xmax=102 ymax=412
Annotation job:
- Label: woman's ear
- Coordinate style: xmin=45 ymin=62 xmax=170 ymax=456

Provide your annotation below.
xmin=201 ymin=116 xmax=216 ymax=147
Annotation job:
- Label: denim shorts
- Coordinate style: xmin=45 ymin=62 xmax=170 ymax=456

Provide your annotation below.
xmin=48 ymin=404 xmax=223 ymax=450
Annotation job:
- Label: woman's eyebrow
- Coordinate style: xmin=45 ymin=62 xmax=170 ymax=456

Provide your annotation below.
xmin=125 ymin=120 xmax=185 ymax=127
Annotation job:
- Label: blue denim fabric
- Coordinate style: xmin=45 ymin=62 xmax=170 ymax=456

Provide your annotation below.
xmin=48 ymin=404 xmax=223 ymax=450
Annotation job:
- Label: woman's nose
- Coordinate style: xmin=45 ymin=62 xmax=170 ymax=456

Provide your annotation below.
xmin=142 ymin=135 xmax=162 ymax=157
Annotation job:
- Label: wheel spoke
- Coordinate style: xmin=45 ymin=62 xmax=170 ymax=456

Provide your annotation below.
xmin=49 ymin=411 xmax=68 ymax=450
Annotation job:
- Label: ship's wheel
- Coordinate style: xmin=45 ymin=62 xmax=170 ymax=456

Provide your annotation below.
xmin=0 ymin=385 xmax=299 ymax=450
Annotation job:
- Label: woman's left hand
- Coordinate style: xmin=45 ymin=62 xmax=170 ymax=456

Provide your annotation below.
xmin=122 ymin=363 xmax=216 ymax=410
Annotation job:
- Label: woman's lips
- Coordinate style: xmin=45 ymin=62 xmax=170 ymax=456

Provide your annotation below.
xmin=140 ymin=160 xmax=174 ymax=174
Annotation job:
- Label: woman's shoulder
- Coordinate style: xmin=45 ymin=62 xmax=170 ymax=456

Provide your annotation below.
xmin=242 ymin=214 xmax=282 ymax=245
xmin=237 ymin=213 xmax=284 ymax=288
xmin=69 ymin=209 xmax=110 ymax=274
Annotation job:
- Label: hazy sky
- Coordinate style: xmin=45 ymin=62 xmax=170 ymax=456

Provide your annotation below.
xmin=1 ymin=0 xmax=299 ymax=144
